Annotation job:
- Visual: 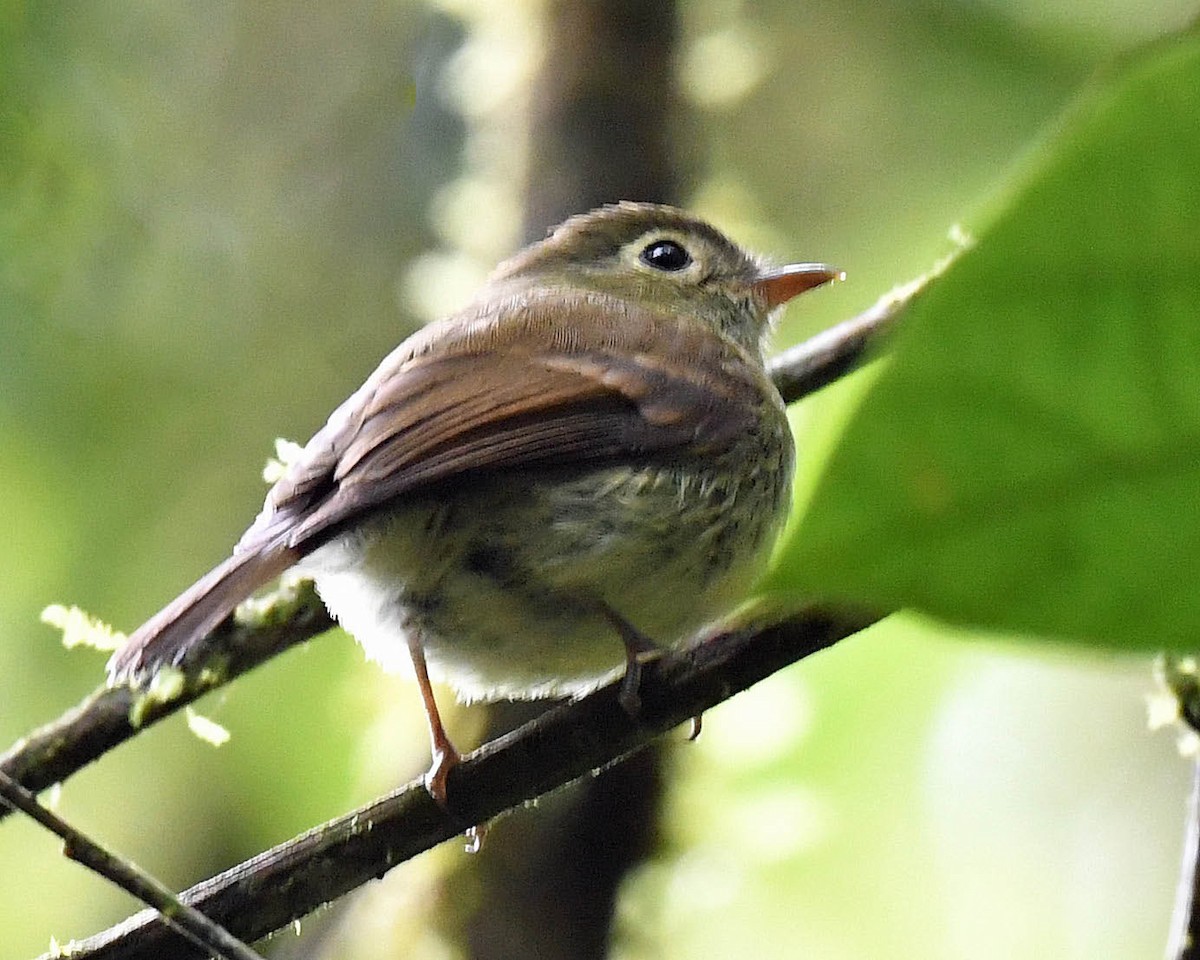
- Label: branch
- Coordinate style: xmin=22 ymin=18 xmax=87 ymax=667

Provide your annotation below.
xmin=0 ymin=581 xmax=332 ymax=824
xmin=41 ymin=605 xmax=881 ymax=960
xmin=0 ymin=771 xmax=263 ymax=960
xmin=768 ymin=253 xmax=956 ymax=404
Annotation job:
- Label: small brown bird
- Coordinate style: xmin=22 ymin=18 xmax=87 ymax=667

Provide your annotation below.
xmin=109 ymin=203 xmax=840 ymax=800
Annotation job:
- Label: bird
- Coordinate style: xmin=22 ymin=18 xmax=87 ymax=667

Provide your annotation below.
xmin=108 ymin=202 xmax=840 ymax=801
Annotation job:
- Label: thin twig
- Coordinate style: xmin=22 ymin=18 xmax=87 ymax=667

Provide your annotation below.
xmin=0 ymin=769 xmax=263 ymax=960
xmin=770 ymin=242 xmax=964 ymax=404
xmin=39 ymin=605 xmax=882 ymax=960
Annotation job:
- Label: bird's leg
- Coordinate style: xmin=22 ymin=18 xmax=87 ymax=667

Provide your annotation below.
xmin=597 ymin=604 xmax=704 ymax=736
xmin=597 ymin=605 xmax=664 ymax=715
xmin=406 ymin=631 xmax=460 ymax=805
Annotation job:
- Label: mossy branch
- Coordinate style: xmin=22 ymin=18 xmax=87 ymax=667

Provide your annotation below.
xmin=0 ymin=582 xmax=333 ymax=822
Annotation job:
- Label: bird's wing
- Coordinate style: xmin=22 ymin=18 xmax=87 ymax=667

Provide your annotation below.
xmin=242 ymin=289 xmax=768 ymax=553
xmin=108 ymin=288 xmax=772 ymax=681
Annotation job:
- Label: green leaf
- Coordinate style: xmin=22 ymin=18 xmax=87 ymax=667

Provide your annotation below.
xmin=765 ymin=28 xmax=1200 ymax=653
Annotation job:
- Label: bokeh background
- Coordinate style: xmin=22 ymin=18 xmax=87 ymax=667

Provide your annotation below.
xmin=2 ymin=1 xmax=1197 ymax=957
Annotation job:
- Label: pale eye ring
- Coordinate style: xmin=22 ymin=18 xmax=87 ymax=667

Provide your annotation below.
xmin=639 ymin=239 xmax=692 ymax=272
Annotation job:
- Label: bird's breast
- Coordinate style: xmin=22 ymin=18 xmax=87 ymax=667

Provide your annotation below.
xmin=304 ymin=399 xmax=794 ymax=701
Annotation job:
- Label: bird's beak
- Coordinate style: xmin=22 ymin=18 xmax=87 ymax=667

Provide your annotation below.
xmin=754 ymin=263 xmax=844 ymax=309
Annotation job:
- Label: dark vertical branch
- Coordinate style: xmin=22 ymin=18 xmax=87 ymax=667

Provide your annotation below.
xmin=463 ymin=725 xmax=664 ymax=960
xmin=458 ymin=3 xmax=682 ymax=958
xmin=520 ymin=0 xmax=680 ymax=237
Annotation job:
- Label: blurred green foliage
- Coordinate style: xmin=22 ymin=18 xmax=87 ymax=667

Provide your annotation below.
xmin=1 ymin=1 xmax=1197 ymax=958
xmin=772 ymin=29 xmax=1200 ymax=651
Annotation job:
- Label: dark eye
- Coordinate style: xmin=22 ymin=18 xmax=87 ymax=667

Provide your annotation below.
xmin=639 ymin=239 xmax=692 ymax=272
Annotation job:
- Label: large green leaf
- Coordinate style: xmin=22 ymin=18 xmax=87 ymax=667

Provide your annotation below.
xmin=765 ymin=28 xmax=1200 ymax=652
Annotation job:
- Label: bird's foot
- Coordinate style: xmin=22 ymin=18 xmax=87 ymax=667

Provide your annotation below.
xmin=424 ymin=741 xmax=462 ymax=807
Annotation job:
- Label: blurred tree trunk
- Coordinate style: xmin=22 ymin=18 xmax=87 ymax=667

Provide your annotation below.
xmin=518 ymin=0 xmax=682 ymax=239
xmin=284 ymin=5 xmax=685 ymax=958
xmin=455 ymin=3 xmax=683 ymax=959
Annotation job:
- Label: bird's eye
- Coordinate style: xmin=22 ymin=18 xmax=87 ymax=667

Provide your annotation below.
xmin=639 ymin=239 xmax=692 ymax=272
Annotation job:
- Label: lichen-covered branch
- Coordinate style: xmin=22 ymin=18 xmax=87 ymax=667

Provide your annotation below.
xmin=0 ymin=581 xmax=332 ymax=823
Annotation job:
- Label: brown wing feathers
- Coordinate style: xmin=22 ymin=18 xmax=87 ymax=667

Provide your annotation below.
xmin=108 ymin=291 xmax=762 ymax=681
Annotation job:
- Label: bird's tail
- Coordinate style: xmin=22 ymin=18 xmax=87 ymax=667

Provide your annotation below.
xmin=107 ymin=543 xmax=300 ymax=682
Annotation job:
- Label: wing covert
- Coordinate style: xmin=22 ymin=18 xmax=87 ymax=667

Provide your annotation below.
xmin=240 ymin=289 xmax=770 ymax=553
